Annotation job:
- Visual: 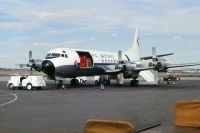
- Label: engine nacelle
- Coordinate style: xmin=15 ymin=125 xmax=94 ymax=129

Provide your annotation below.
xmin=153 ymin=61 xmax=168 ymax=72
xmin=115 ymin=60 xmax=137 ymax=72
xmin=149 ymin=59 xmax=168 ymax=72
xmin=122 ymin=63 xmax=137 ymax=71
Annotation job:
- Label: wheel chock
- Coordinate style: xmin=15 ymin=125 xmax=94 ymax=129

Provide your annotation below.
xmin=84 ymin=119 xmax=136 ymax=133
xmin=175 ymin=100 xmax=200 ymax=127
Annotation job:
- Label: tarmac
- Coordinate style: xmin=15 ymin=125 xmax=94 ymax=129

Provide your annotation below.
xmin=0 ymin=76 xmax=200 ymax=133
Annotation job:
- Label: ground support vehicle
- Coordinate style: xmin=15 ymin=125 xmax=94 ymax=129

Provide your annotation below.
xmin=7 ymin=76 xmax=46 ymax=90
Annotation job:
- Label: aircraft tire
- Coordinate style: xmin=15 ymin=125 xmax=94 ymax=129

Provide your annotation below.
xmin=61 ymin=84 xmax=66 ymax=89
xmin=130 ymin=80 xmax=139 ymax=87
xmin=71 ymin=79 xmax=79 ymax=86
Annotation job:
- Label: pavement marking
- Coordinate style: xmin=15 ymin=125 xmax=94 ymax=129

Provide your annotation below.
xmin=0 ymin=91 xmax=18 ymax=107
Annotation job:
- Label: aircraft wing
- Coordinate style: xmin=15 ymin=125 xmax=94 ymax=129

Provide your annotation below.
xmin=104 ymin=69 xmax=122 ymax=74
xmin=134 ymin=67 xmax=154 ymax=71
xmin=166 ymin=63 xmax=200 ymax=69
xmin=97 ymin=66 xmax=122 ymax=74
xmin=141 ymin=53 xmax=174 ymax=60
xmin=101 ymin=65 xmax=154 ymax=75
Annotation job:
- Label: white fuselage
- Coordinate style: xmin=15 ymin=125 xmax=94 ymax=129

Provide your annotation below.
xmin=42 ymin=48 xmax=129 ymax=79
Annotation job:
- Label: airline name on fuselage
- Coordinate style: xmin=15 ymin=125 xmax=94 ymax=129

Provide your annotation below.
xmin=91 ymin=53 xmax=115 ymax=59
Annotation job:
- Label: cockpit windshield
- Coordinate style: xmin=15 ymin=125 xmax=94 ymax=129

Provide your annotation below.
xmin=45 ymin=53 xmax=61 ymax=59
xmin=45 ymin=53 xmax=68 ymax=59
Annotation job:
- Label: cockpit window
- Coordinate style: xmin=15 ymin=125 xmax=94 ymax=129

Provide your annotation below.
xmin=46 ymin=53 xmax=51 ymax=59
xmin=52 ymin=53 xmax=61 ymax=57
xmin=45 ymin=53 xmax=68 ymax=59
xmin=45 ymin=53 xmax=61 ymax=59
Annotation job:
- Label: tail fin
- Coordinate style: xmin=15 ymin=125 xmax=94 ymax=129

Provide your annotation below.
xmin=124 ymin=28 xmax=141 ymax=62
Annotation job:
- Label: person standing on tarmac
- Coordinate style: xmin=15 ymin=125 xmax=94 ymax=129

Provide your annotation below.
xmin=99 ymin=74 xmax=105 ymax=90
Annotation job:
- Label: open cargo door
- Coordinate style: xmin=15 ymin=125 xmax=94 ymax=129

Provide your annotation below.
xmin=76 ymin=51 xmax=94 ymax=68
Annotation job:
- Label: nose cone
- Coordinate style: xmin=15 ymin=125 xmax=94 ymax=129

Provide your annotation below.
xmin=42 ymin=60 xmax=55 ymax=76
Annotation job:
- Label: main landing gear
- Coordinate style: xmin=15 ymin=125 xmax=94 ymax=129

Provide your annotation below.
xmin=56 ymin=78 xmax=86 ymax=89
xmin=70 ymin=79 xmax=79 ymax=86
xmin=95 ymin=76 xmax=111 ymax=86
xmin=56 ymin=78 xmax=80 ymax=89
xmin=130 ymin=79 xmax=139 ymax=87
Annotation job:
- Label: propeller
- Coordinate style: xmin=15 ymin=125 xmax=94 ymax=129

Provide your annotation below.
xmin=27 ymin=50 xmax=42 ymax=71
xmin=149 ymin=47 xmax=159 ymax=68
xmin=117 ymin=50 xmax=124 ymax=85
xmin=152 ymin=47 xmax=156 ymax=59
xmin=29 ymin=50 xmax=32 ymax=61
xmin=150 ymin=47 xmax=167 ymax=71
xmin=15 ymin=51 xmax=34 ymax=70
xmin=27 ymin=50 xmax=34 ymax=71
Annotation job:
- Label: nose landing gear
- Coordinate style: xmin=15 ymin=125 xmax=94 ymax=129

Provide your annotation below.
xmin=57 ymin=80 xmax=65 ymax=89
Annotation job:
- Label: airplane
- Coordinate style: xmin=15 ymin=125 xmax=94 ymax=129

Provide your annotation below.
xmin=27 ymin=29 xmax=157 ymax=88
xmin=142 ymin=47 xmax=200 ymax=72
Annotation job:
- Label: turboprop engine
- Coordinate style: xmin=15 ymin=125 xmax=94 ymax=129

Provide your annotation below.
xmin=148 ymin=47 xmax=170 ymax=72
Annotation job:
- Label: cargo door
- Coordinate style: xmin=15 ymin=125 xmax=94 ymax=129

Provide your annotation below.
xmin=76 ymin=51 xmax=94 ymax=68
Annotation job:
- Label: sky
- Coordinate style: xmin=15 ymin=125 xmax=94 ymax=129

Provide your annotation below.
xmin=0 ymin=0 xmax=200 ymax=68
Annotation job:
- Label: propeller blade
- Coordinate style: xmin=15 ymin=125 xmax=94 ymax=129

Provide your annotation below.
xmin=29 ymin=50 xmax=32 ymax=61
xmin=118 ymin=50 xmax=122 ymax=61
xmin=117 ymin=50 xmax=124 ymax=84
xmin=27 ymin=50 xmax=35 ymax=69
xmin=152 ymin=47 xmax=157 ymax=59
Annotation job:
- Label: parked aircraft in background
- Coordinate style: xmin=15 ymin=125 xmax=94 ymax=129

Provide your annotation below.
xmin=142 ymin=47 xmax=200 ymax=72
xmin=27 ymin=29 xmax=157 ymax=88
